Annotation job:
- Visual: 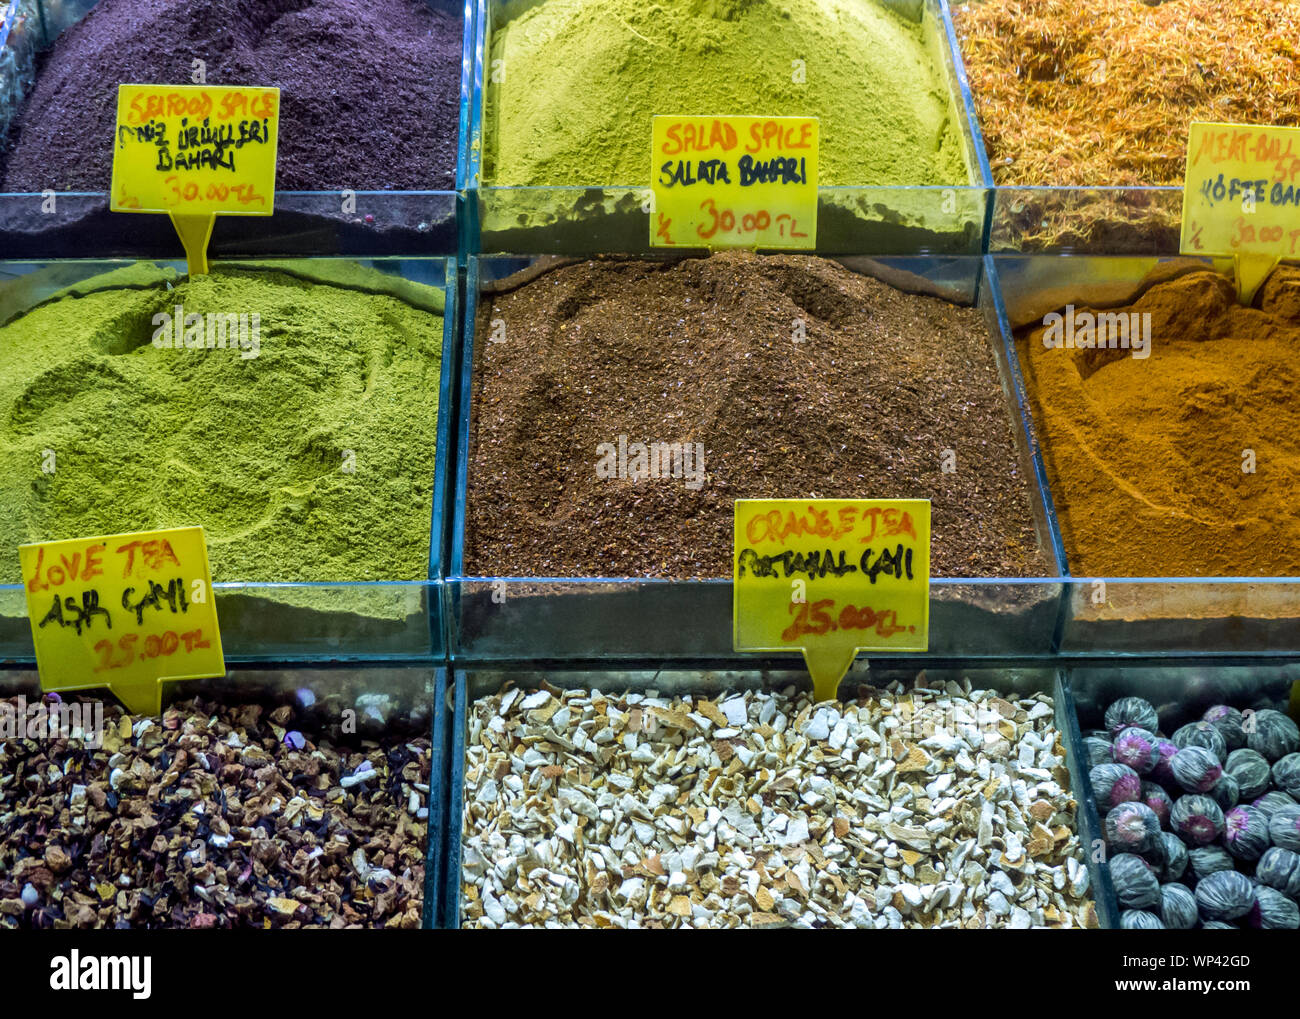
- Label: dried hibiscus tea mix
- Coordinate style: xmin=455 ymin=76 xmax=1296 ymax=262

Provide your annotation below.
xmin=0 ymin=690 xmax=431 ymax=929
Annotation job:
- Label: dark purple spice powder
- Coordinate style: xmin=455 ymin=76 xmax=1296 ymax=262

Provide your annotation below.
xmin=0 ymin=0 xmax=462 ymax=192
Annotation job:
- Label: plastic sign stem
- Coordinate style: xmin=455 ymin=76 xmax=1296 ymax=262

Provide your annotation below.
xmin=1180 ymin=121 xmax=1300 ymax=305
xmin=733 ymin=499 xmax=931 ymax=703
xmin=20 ymin=527 xmax=226 ymax=715
xmin=651 ymin=115 xmax=818 ymax=250
xmin=111 ymin=84 xmax=280 ymax=276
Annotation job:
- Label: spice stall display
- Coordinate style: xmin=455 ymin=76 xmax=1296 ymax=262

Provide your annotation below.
xmin=449 ymin=669 xmax=1100 ymax=929
xmin=0 ymin=670 xmax=439 ymax=929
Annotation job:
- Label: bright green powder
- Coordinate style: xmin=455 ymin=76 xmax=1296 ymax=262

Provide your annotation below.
xmin=0 ymin=264 xmax=443 ymax=593
xmin=483 ymin=0 xmax=969 ymax=186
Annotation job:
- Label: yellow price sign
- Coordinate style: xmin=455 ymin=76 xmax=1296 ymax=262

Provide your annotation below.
xmin=110 ymin=84 xmax=280 ymax=275
xmin=1181 ymin=121 xmax=1300 ymax=304
xmin=734 ymin=499 xmax=930 ymax=703
xmin=651 ymin=115 xmax=817 ymax=250
xmin=20 ymin=526 xmax=226 ymax=715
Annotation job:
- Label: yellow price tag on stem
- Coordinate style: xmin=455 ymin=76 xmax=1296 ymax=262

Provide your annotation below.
xmin=1181 ymin=122 xmax=1300 ymax=304
xmin=734 ymin=499 xmax=930 ymax=703
xmin=110 ymin=84 xmax=280 ymax=275
xmin=651 ymin=115 xmax=818 ymax=250
xmin=20 ymin=526 xmax=226 ymax=715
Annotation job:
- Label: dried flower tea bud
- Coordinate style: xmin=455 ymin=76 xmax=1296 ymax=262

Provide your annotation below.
xmin=1090 ymin=763 xmax=1142 ymax=810
xmin=1245 ymin=709 xmax=1300 ymax=763
xmin=1246 ymin=885 xmax=1300 ymax=929
xmin=1156 ymin=833 xmax=1189 ymax=883
xmin=1106 ymin=697 xmax=1160 ymax=738
xmin=1172 ymin=721 xmax=1227 ymax=761
xmin=1171 ymin=746 xmax=1223 ymax=793
xmin=1224 ymin=748 xmax=1272 ymax=800
xmin=1150 ymin=738 xmax=1180 ymax=786
xmin=1110 ymin=853 xmax=1161 ymax=910
xmin=1223 ymin=805 xmax=1270 ymax=862
xmin=1257 ymin=847 xmax=1300 ymax=900
xmin=1172 ymin=795 xmax=1226 ymax=847
xmin=1121 ymin=909 xmax=1164 ymax=930
xmin=1195 ymin=871 xmax=1256 ymax=922
xmin=1252 ymin=791 xmax=1298 ymax=820
xmin=1272 ymin=753 xmax=1300 ymax=799
xmin=1106 ymin=802 xmax=1163 ymax=854
xmin=1188 ymin=845 xmax=1236 ymax=883
xmin=1084 ymin=736 xmax=1114 ymax=768
xmin=1113 ymin=727 xmax=1161 ymax=774
xmin=1208 ymin=774 xmax=1240 ymax=812
xmin=1202 ymin=705 xmax=1247 ymax=752
xmin=1140 ymin=782 xmax=1174 ymax=827
xmin=1159 ymin=883 xmax=1198 ymax=930
xmin=1267 ymin=805 xmax=1300 ymax=854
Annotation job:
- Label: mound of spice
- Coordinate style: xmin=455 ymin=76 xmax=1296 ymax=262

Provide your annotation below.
xmin=465 ymin=253 xmax=1047 ymax=579
xmin=1017 ymin=265 xmax=1300 ymax=576
xmin=0 ymin=0 xmax=462 ymax=191
xmin=0 ymin=693 xmax=430 ymax=929
xmin=461 ymin=678 xmax=1097 ymax=928
xmin=0 ymin=263 xmax=443 ymax=588
xmin=482 ymin=0 xmax=967 ymax=186
xmin=954 ymin=0 xmax=1300 ymax=186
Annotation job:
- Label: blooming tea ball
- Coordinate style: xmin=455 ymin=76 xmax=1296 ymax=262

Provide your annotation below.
xmin=1140 ymin=782 xmax=1174 ymax=827
xmin=1208 ymin=775 xmax=1239 ymax=812
xmin=1159 ymin=883 xmax=1198 ymax=930
xmin=1224 ymin=748 xmax=1272 ymax=800
xmin=1267 ymin=804 xmax=1300 ymax=853
xmin=1090 ymin=763 xmax=1142 ymax=809
xmin=1272 ymin=753 xmax=1300 ymax=799
xmin=1112 ymin=727 xmax=1160 ymax=774
xmin=1195 ymin=870 xmax=1256 ymax=922
xmin=1150 ymin=738 xmax=1179 ymax=786
xmin=1201 ymin=921 xmax=1237 ymax=929
xmin=1110 ymin=853 xmax=1161 ymax=910
xmin=1172 ymin=721 xmax=1227 ymax=761
xmin=1120 ymin=910 xmax=1164 ymax=930
xmin=1156 ymin=833 xmax=1189 ymax=883
xmin=1083 ymin=736 xmax=1113 ymax=768
xmin=1188 ymin=846 xmax=1235 ymax=883
xmin=1106 ymin=697 xmax=1160 ymax=738
xmin=1257 ymin=847 xmax=1300 ymax=900
xmin=1222 ymin=805 xmax=1270 ymax=862
xmin=1106 ymin=802 xmax=1163 ymax=854
xmin=1245 ymin=709 xmax=1300 ymax=762
xmin=1202 ymin=705 xmax=1247 ymax=752
xmin=1171 ymin=746 xmax=1223 ymax=793
xmin=1251 ymin=791 xmax=1297 ymax=820
xmin=1172 ymin=795 xmax=1226 ymax=846
xmin=1246 ymin=886 xmax=1300 ymax=929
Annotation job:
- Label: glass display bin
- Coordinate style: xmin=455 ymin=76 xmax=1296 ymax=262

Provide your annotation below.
xmin=0 ymin=664 xmax=444 ymax=929
xmin=0 ymin=0 xmax=472 ymax=258
xmin=0 ymin=255 xmax=457 ymax=664
xmin=466 ymin=0 xmax=993 ymax=256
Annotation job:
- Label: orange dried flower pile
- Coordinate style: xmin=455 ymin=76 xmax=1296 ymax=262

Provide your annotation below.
xmin=954 ymin=0 xmax=1300 ymax=186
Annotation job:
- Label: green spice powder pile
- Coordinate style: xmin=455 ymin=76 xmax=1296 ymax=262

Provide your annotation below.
xmin=483 ymin=0 xmax=968 ymax=186
xmin=0 ymin=265 xmax=443 ymax=588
